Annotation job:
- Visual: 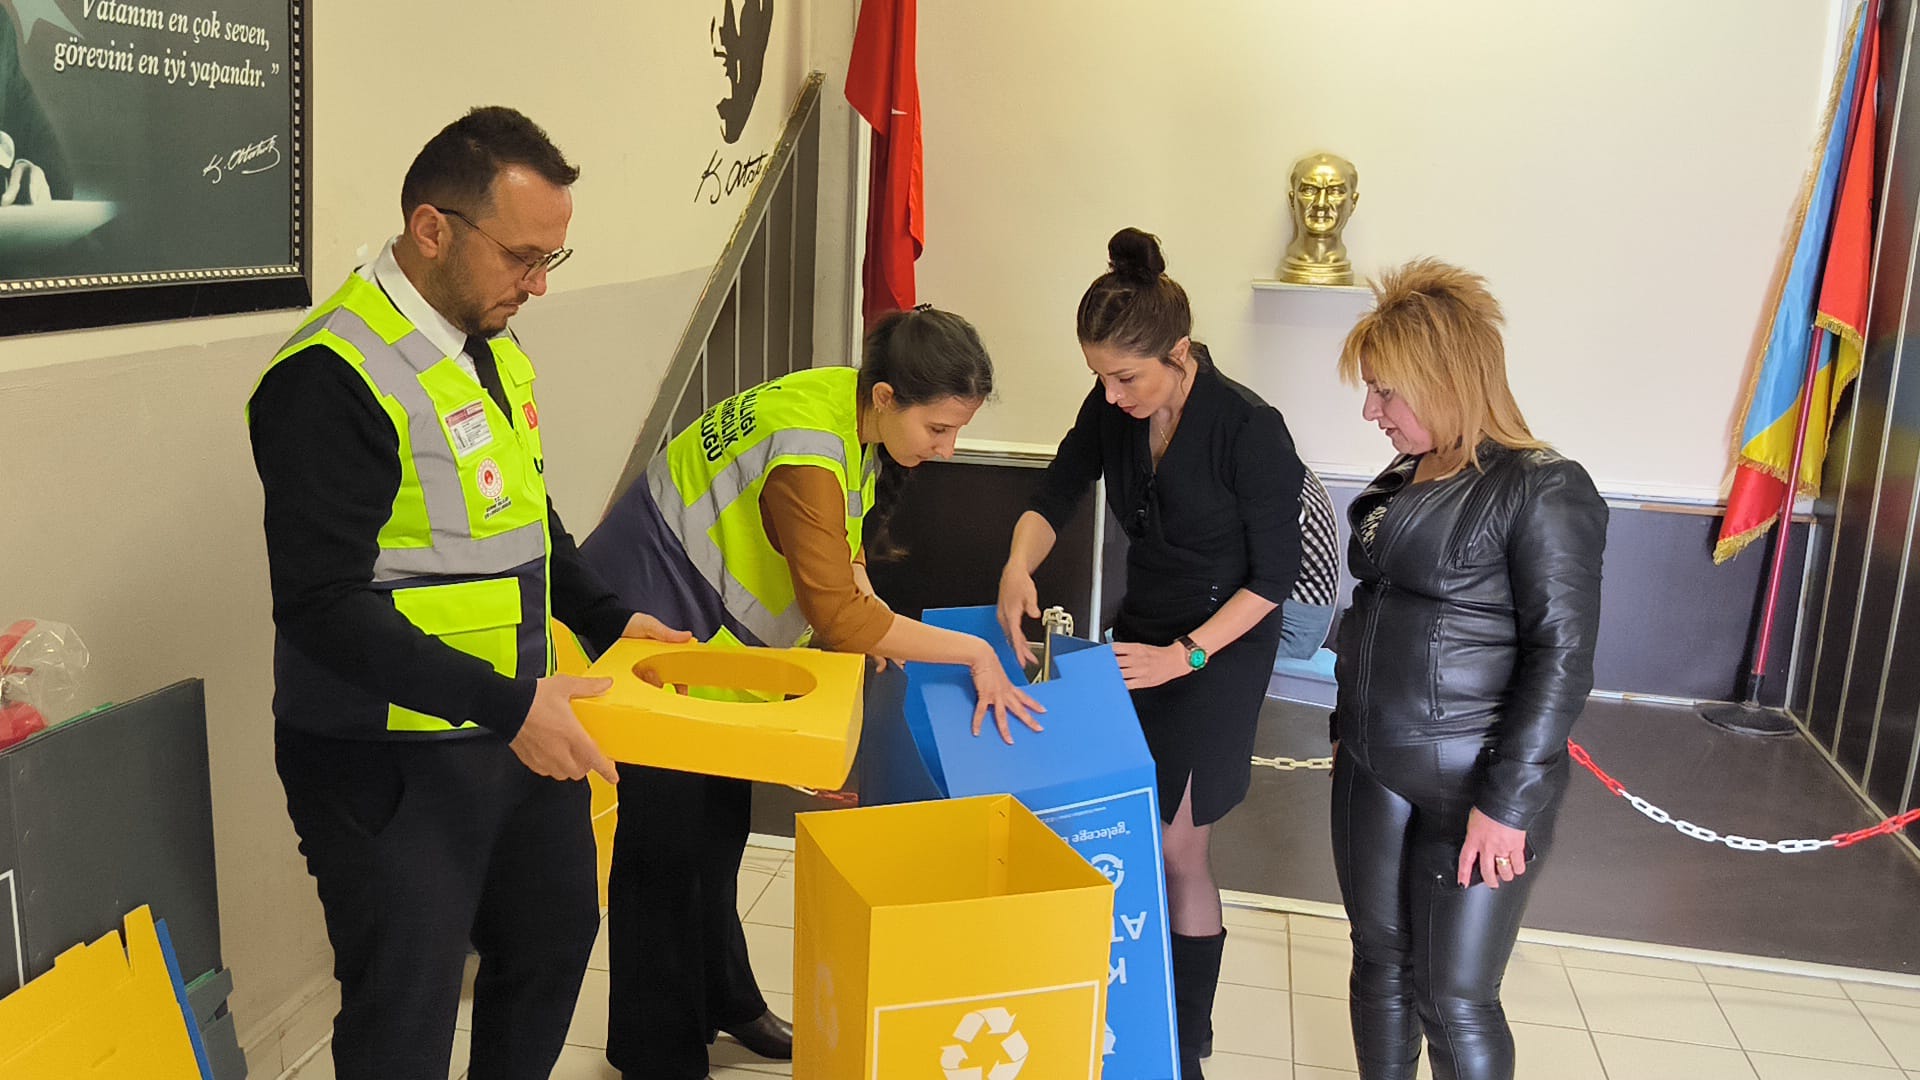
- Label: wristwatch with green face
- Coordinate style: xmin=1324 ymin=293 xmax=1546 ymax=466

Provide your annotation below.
xmin=1177 ymin=635 xmax=1208 ymax=670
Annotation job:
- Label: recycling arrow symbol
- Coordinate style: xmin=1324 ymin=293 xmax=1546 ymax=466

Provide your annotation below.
xmin=938 ymin=1006 xmax=1028 ymax=1080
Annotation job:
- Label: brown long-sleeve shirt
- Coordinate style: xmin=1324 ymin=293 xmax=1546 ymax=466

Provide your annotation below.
xmin=758 ymin=464 xmax=896 ymax=653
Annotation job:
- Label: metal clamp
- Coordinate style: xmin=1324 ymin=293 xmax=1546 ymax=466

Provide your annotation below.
xmin=1033 ymin=606 xmax=1075 ymax=683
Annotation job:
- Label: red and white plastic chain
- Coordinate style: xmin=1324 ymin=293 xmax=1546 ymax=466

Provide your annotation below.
xmin=1242 ymin=741 xmax=1920 ymax=852
xmin=1568 ymin=740 xmax=1920 ymax=852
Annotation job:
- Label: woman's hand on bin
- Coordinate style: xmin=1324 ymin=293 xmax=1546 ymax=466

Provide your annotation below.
xmin=996 ymin=565 xmax=1041 ymax=670
xmin=967 ymin=639 xmax=1044 ymax=745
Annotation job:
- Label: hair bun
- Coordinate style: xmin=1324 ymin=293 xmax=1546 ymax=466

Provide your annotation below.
xmin=1107 ymin=227 xmax=1166 ymax=284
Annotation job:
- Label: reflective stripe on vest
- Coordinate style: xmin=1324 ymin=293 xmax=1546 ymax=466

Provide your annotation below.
xmin=257 ymin=273 xmax=552 ymax=734
xmin=648 ymin=428 xmax=849 ymax=646
xmin=648 ymin=368 xmax=874 ymax=647
xmin=280 ymin=307 xmax=547 ymax=581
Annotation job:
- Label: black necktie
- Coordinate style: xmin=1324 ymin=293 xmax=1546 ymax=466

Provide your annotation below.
xmin=466 ymin=334 xmax=510 ymax=416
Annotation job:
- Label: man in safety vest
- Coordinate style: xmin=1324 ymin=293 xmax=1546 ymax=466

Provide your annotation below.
xmin=247 ymin=106 xmax=686 ymax=1080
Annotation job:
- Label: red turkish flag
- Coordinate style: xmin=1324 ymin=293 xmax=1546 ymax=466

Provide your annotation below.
xmin=845 ymin=0 xmax=923 ymax=329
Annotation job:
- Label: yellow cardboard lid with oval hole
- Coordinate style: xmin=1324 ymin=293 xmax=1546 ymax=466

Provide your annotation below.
xmin=573 ymin=631 xmax=866 ymax=790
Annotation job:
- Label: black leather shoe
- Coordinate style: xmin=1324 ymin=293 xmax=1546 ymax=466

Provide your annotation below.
xmin=720 ymin=1009 xmax=793 ymax=1060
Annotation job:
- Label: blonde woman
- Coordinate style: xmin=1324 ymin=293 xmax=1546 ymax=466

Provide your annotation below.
xmin=1330 ymin=259 xmax=1607 ymax=1080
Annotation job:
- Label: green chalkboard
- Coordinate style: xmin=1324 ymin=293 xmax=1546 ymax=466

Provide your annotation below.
xmin=0 ymin=0 xmax=307 ymax=333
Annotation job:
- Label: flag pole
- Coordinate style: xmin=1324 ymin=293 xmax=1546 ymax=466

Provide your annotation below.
xmin=1702 ymin=332 xmax=1824 ymax=737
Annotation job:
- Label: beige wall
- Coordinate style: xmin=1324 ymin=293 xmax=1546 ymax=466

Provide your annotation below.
xmin=917 ymin=0 xmax=1840 ymax=502
xmin=0 ymin=0 xmax=839 ymax=1065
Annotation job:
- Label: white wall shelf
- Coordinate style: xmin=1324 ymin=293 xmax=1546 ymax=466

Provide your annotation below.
xmin=1251 ymin=278 xmax=1372 ymax=295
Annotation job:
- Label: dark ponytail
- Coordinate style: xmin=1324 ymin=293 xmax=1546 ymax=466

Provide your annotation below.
xmin=1076 ymin=227 xmax=1208 ymax=370
xmin=858 ymin=305 xmax=995 ymax=559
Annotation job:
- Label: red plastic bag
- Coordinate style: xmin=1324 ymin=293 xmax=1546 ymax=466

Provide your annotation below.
xmin=0 ymin=701 xmax=43 ymax=751
xmin=0 ymin=619 xmax=88 ymax=751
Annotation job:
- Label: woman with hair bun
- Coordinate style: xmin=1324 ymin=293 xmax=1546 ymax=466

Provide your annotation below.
xmin=997 ymin=228 xmax=1308 ymax=1079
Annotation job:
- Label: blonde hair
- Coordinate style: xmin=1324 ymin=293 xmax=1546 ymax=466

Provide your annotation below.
xmin=1337 ymin=257 xmax=1543 ymax=473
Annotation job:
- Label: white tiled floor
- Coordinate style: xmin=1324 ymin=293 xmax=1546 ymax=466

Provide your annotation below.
xmin=282 ymin=844 xmax=1920 ymax=1080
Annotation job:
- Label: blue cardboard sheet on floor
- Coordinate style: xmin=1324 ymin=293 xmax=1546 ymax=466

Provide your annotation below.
xmin=858 ymin=605 xmax=1177 ymax=1080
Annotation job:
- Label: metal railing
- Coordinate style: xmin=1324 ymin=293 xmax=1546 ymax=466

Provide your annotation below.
xmin=605 ymin=71 xmax=826 ymax=510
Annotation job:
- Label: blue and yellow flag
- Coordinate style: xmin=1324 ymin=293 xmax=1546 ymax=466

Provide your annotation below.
xmin=1718 ymin=0 xmax=1878 ymax=563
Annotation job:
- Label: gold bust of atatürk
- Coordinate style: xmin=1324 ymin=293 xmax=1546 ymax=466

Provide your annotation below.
xmin=1280 ymin=152 xmax=1360 ymax=285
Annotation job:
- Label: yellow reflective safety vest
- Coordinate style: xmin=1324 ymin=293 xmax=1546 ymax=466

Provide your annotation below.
xmin=649 ymin=366 xmax=876 ymax=647
xmin=250 ymin=273 xmax=553 ymax=736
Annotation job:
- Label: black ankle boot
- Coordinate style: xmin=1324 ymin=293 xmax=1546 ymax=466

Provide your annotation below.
xmin=1170 ymin=930 xmax=1227 ymax=1079
xmin=719 ymin=1009 xmax=792 ymax=1060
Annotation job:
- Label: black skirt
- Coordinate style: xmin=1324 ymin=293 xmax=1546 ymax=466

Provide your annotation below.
xmin=1116 ymin=601 xmax=1282 ymax=827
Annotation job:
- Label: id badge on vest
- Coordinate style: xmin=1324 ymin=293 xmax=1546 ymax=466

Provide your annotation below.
xmin=441 ymin=396 xmax=517 ymax=522
xmin=445 ymin=400 xmax=494 ymax=455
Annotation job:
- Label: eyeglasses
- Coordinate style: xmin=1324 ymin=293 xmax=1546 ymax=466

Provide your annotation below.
xmin=432 ymin=206 xmax=572 ymax=281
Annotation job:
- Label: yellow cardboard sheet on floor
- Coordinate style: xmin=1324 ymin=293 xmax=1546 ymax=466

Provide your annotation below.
xmin=574 ymin=633 xmax=865 ymax=790
xmin=0 ymin=905 xmax=201 ymax=1079
xmin=795 ymin=794 xmax=1115 ymax=1080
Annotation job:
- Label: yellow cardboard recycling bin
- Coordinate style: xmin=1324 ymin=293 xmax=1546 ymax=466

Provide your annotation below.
xmin=573 ymin=634 xmax=865 ymax=789
xmin=795 ymin=794 xmax=1116 ymax=1080
xmin=552 ymin=623 xmax=618 ymax=907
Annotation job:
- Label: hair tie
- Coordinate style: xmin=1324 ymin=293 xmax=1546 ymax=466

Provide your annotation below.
xmin=912 ymin=302 xmax=935 ymax=312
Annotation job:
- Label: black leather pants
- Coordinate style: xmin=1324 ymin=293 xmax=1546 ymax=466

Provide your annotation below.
xmin=1330 ymin=738 xmax=1555 ymax=1080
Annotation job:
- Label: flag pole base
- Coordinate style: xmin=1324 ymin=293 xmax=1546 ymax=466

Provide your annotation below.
xmin=1699 ymin=700 xmax=1799 ymax=737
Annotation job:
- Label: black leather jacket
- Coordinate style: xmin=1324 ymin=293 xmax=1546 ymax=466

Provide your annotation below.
xmin=1332 ymin=442 xmax=1608 ymax=831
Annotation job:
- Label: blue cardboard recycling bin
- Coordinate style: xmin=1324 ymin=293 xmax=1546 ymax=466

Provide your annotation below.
xmin=858 ymin=605 xmax=1179 ymax=1080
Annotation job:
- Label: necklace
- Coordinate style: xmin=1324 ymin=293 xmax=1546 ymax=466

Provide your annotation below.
xmin=1152 ymin=383 xmax=1191 ymax=460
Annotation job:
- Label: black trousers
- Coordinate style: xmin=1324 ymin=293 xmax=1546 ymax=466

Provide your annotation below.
xmin=1330 ymin=738 xmax=1558 ymax=1080
xmin=276 ymin=729 xmax=599 ymax=1080
xmin=605 ymin=764 xmax=768 ymax=1079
